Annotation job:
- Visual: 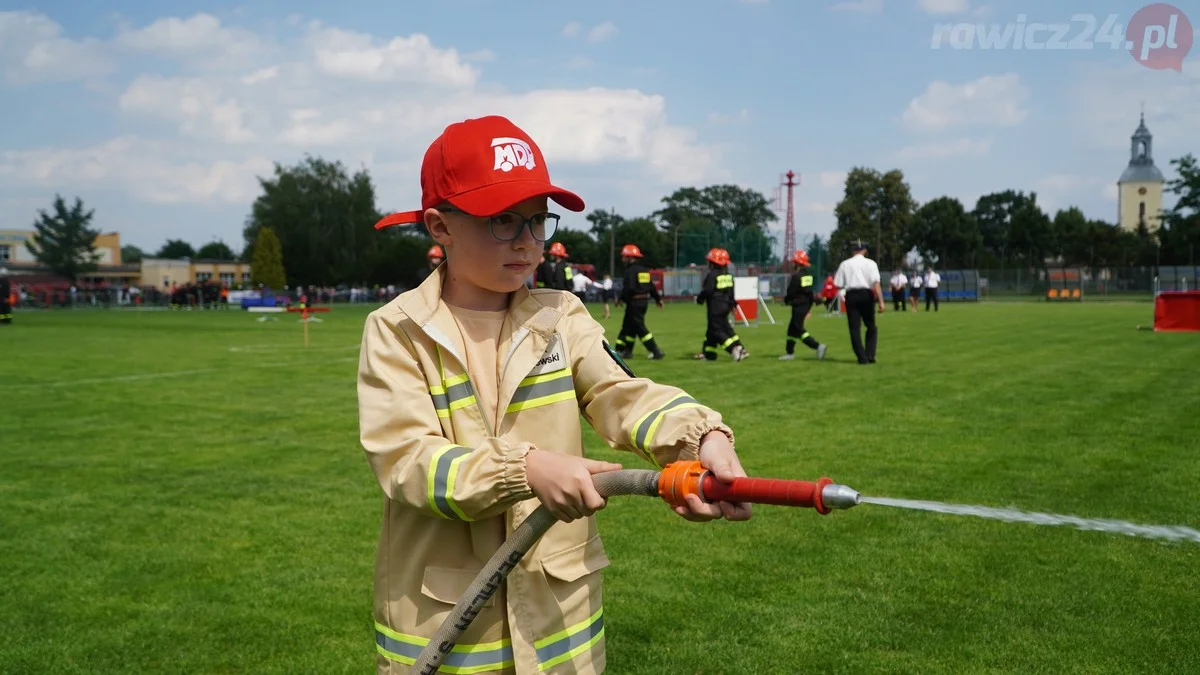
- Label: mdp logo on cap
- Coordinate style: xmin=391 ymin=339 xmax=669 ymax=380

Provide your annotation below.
xmin=1127 ymin=3 xmax=1193 ymax=71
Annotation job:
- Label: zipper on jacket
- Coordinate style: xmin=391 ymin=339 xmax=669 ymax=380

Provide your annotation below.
xmin=426 ymin=329 xmax=496 ymax=438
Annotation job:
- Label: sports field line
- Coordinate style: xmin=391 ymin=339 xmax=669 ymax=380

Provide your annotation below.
xmin=0 ymin=356 xmax=359 ymax=390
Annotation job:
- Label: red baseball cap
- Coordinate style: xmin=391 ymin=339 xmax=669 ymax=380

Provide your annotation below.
xmin=374 ymin=115 xmax=585 ymax=229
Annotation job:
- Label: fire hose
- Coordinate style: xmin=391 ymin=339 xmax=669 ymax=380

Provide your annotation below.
xmin=410 ymin=461 xmax=861 ymax=674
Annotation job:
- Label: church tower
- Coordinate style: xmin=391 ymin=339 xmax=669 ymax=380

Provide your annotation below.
xmin=1117 ymin=112 xmax=1165 ymax=232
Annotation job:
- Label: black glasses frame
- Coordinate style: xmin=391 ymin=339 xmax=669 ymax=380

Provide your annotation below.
xmin=438 ymin=206 xmax=561 ymax=242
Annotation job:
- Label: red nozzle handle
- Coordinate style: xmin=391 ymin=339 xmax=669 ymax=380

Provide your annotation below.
xmin=657 ymin=461 xmax=833 ymax=514
xmin=701 ymin=475 xmax=833 ymax=514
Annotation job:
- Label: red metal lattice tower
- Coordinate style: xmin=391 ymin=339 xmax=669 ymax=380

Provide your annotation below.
xmin=782 ymin=170 xmax=798 ymax=271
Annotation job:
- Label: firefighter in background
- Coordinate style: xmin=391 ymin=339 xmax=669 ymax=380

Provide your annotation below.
xmin=614 ymin=244 xmax=665 ymax=360
xmin=418 ymin=245 xmax=444 ymax=284
xmin=820 ymin=274 xmax=839 ymax=315
xmin=779 ymin=251 xmax=827 ymax=361
xmin=694 ymin=247 xmax=748 ymax=362
xmin=536 ymin=241 xmax=572 ymax=290
xmin=0 ymin=267 xmax=12 ymax=325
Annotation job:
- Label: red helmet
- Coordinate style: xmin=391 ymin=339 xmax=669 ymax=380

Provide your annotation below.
xmin=705 ymin=248 xmax=730 ymax=266
xmin=620 ymin=244 xmax=643 ymax=258
xmin=548 ymin=241 xmax=568 ymax=258
xmin=427 ymin=245 xmax=444 ymax=259
xmin=792 ymin=250 xmax=810 ymax=267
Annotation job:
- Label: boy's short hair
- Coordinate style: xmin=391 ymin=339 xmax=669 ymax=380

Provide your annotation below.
xmin=374 ymin=115 xmax=585 ymax=229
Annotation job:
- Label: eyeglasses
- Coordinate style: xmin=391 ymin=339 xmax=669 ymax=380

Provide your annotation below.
xmin=438 ymin=206 xmax=560 ymax=242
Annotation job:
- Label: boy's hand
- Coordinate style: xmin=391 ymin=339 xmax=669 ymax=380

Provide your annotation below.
xmin=527 ymin=449 xmax=623 ymax=522
xmin=672 ymin=431 xmax=752 ymax=523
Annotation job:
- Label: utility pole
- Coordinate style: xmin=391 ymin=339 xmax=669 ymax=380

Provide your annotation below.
xmin=609 ymin=207 xmax=616 ymax=278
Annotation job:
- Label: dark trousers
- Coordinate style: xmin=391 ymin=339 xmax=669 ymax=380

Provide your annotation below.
xmin=925 ymin=287 xmax=939 ymax=311
xmin=844 ymin=289 xmax=877 ymax=364
xmin=0 ymin=298 xmax=11 ymax=324
xmin=615 ymin=301 xmax=661 ymax=356
xmin=786 ymin=305 xmax=820 ymax=354
xmin=702 ymin=310 xmax=740 ymax=360
xmin=891 ymin=288 xmax=905 ymax=311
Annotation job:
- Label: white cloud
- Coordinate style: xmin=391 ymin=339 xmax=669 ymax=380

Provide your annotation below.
xmin=562 ymin=21 xmax=582 ymax=38
xmin=893 ymin=137 xmax=992 ymax=160
xmin=113 ymin=13 xmax=267 ymax=67
xmin=0 ymin=137 xmax=274 ymax=205
xmin=306 ymin=25 xmax=479 ymax=86
xmin=587 ymin=21 xmax=618 ymax=43
xmin=0 ymin=11 xmax=724 ymax=208
xmin=0 ymin=10 xmax=114 ymax=83
xmin=917 ymin=0 xmax=968 ymax=14
xmin=901 ymin=74 xmax=1028 ymax=132
xmin=829 ymin=0 xmax=884 ymax=12
xmin=1068 ymin=65 xmax=1200 ymax=155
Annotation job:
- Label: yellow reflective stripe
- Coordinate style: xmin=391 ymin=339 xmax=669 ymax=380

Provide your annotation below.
xmin=801 ymin=275 xmax=813 ymax=287
xmin=716 ymin=274 xmax=733 ymax=289
xmin=637 ymin=272 xmax=650 ymax=283
xmin=535 ymin=607 xmax=604 ymax=671
xmin=631 ymin=395 xmax=703 ymax=462
xmin=640 ymin=333 xmax=653 ymax=341
xmin=720 ymin=336 xmax=738 ymax=349
xmin=506 ymin=368 xmax=576 ymax=414
xmin=375 ymin=622 xmax=513 ymax=674
xmin=427 ymin=445 xmax=473 ymax=521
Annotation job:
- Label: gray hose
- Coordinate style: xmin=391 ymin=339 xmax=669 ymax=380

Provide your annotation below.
xmin=410 ymin=469 xmax=661 ymax=675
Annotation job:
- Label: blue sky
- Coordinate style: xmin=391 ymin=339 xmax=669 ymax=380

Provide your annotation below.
xmin=2 ymin=0 xmax=1197 ymax=256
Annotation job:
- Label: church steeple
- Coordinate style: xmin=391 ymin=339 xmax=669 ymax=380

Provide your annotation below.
xmin=1116 ymin=111 xmax=1165 ymax=232
xmin=1120 ymin=111 xmax=1164 ymax=183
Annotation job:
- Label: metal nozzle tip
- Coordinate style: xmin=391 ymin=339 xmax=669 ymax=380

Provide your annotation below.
xmin=822 ymin=484 xmax=861 ymax=510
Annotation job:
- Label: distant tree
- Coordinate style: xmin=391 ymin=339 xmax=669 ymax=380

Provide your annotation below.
xmin=25 ymin=194 xmax=101 ymax=284
xmin=121 ymin=245 xmax=144 ymax=264
xmin=251 ymin=226 xmax=287 ymax=289
xmin=911 ymin=196 xmax=981 ymax=268
xmin=1161 ymin=154 xmax=1200 ymax=265
xmin=550 ymin=229 xmax=600 ymax=266
xmin=972 ymin=190 xmax=1053 ymax=267
xmin=196 ymin=240 xmax=236 ymax=260
xmin=156 ymin=239 xmax=196 ymax=259
xmin=244 ymin=155 xmax=383 ymax=286
xmin=830 ymin=167 xmax=915 ymax=269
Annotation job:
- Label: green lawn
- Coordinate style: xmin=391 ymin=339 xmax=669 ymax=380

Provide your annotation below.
xmin=2 ymin=300 xmax=1198 ymax=674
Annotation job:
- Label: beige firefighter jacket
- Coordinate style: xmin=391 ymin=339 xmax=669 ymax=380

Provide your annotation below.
xmin=357 ymin=264 xmax=734 ymax=675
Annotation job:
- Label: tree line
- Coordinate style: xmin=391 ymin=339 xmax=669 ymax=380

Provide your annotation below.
xmin=20 ymin=152 xmax=1200 ymax=286
xmin=830 ymin=155 xmax=1200 ymax=272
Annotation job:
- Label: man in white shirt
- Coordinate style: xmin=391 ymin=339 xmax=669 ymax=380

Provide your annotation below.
xmin=833 ymin=240 xmax=885 ymax=365
xmin=924 ymin=266 xmax=941 ymax=312
xmin=889 ymin=268 xmax=907 ymax=312
xmin=571 ymin=269 xmax=594 ymax=305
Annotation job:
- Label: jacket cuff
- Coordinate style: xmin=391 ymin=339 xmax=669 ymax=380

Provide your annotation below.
xmin=502 ymin=441 xmax=535 ymax=500
xmin=679 ymin=422 xmax=735 ymax=461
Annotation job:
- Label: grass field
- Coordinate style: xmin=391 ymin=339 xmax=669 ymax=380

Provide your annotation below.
xmin=2 ymin=300 xmax=1199 ymax=674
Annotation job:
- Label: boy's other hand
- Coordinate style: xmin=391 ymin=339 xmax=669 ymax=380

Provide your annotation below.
xmin=527 ymin=449 xmax=622 ymax=522
xmin=673 ymin=431 xmax=753 ymax=523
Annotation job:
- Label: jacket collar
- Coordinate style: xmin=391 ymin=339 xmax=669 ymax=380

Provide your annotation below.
xmin=398 ymin=262 xmax=563 ymax=362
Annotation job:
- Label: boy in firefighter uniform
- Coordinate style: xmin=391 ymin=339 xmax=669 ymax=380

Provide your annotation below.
xmin=779 ymin=251 xmax=827 ymax=361
xmin=613 ymin=243 xmax=666 ymax=360
xmin=694 ymin=248 xmax=748 ymax=361
xmin=0 ymin=267 xmax=12 ymax=325
xmin=363 ymin=115 xmax=750 ymax=675
xmin=546 ymin=241 xmax=574 ymax=290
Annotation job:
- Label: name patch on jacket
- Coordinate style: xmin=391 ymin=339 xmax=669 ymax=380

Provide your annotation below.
xmin=527 ymin=334 xmax=568 ymax=376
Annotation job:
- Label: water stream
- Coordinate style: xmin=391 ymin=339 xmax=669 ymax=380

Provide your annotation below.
xmin=860 ymin=496 xmax=1200 ymax=545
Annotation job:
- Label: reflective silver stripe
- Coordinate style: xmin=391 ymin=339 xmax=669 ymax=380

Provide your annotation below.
xmin=429 ymin=387 xmax=450 ymax=415
xmin=535 ymin=609 xmax=605 ymax=670
xmin=506 ymin=369 xmax=575 ymax=413
xmin=633 ymin=396 xmax=698 ymax=451
xmin=445 ymin=379 xmax=475 ymax=407
xmin=429 ymin=445 xmax=472 ymax=520
xmin=375 ymin=627 xmax=513 ymax=673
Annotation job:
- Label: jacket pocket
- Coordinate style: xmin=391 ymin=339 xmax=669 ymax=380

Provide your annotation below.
xmin=540 ymin=534 xmax=610 ymax=583
xmin=420 ymin=566 xmax=496 ymax=607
